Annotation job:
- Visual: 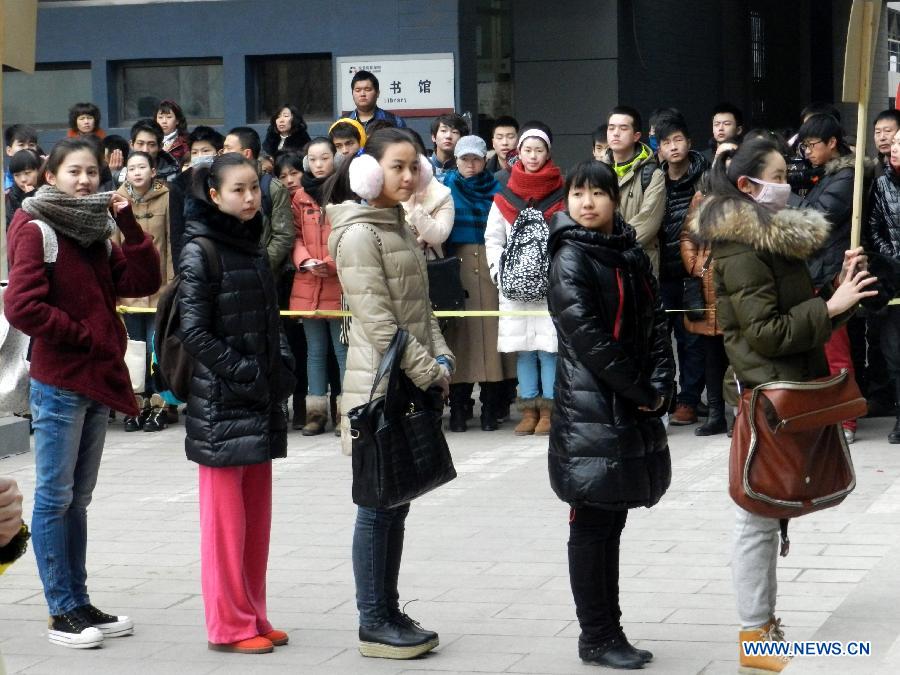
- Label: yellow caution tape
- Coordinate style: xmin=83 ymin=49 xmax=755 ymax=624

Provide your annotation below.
xmin=117 ymin=306 xmax=715 ymax=317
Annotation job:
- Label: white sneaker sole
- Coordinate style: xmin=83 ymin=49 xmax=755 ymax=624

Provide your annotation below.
xmin=94 ymin=617 xmax=134 ymax=637
xmin=48 ymin=627 xmax=104 ymax=649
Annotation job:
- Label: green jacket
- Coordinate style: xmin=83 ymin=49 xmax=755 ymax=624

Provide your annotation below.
xmin=693 ymin=198 xmax=837 ymax=388
xmin=260 ymin=175 xmax=295 ymax=272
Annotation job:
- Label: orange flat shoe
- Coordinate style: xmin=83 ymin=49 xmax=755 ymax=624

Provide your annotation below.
xmin=262 ymin=629 xmax=289 ymax=646
xmin=208 ymin=636 xmax=274 ymax=654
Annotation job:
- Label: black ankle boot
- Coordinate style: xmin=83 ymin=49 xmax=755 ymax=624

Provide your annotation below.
xmin=449 ymin=405 xmax=468 ymax=432
xmin=480 ymin=406 xmax=499 ymax=431
xmin=695 ymin=405 xmax=727 ymax=436
xmin=890 ymin=417 xmax=900 ymax=444
xmin=579 ymin=638 xmax=644 ymax=669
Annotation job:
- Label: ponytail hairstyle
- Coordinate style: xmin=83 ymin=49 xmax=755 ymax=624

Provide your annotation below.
xmin=191 ymin=153 xmax=258 ymax=205
xmin=701 ymin=136 xmax=783 ymax=227
xmin=322 ymin=127 xmax=423 ymax=206
xmin=39 ymin=137 xmax=103 ymax=187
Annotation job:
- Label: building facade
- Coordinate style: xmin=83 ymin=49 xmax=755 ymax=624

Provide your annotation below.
xmin=1 ymin=0 xmax=888 ymax=166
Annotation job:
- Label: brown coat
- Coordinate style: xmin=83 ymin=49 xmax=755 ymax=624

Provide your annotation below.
xmin=443 ymin=243 xmax=517 ymax=384
xmin=114 ymin=181 xmax=175 ymax=308
xmin=680 ymin=193 xmax=721 ymax=336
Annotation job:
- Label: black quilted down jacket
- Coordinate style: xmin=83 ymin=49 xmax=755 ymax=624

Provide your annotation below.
xmin=867 ymin=171 xmax=900 ymax=260
xmin=179 ymin=198 xmax=296 ymax=467
xmin=658 ymin=150 xmax=708 ymax=280
xmin=793 ymin=153 xmax=857 ymax=290
xmin=546 ymin=212 xmax=675 ymax=510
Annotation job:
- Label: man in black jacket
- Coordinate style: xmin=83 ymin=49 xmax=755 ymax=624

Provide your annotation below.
xmin=656 ymin=114 xmax=708 ymax=426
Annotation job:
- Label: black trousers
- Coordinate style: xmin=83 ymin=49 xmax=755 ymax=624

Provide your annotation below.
xmin=704 ymin=334 xmax=729 ymax=412
xmin=568 ymin=506 xmax=628 ymax=648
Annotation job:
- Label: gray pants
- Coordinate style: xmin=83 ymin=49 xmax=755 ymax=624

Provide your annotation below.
xmin=732 ymin=506 xmax=779 ymax=629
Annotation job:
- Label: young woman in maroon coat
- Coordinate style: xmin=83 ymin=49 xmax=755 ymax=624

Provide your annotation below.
xmin=4 ymin=138 xmax=161 ymax=649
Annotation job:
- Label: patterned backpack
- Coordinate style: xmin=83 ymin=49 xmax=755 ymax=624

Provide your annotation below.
xmin=498 ymin=186 xmax=564 ymax=303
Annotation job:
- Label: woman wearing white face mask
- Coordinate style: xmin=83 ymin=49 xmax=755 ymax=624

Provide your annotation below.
xmin=692 ymin=138 xmax=877 ymax=675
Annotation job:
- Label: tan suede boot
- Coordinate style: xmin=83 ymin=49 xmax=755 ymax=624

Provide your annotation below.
xmin=302 ymin=395 xmax=329 ymax=436
xmin=534 ymin=398 xmax=553 ymax=435
xmin=739 ymin=618 xmax=790 ymax=674
xmin=514 ymin=398 xmax=539 ymax=435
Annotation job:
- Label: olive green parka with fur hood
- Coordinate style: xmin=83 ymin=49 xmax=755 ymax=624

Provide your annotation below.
xmin=695 ymin=198 xmax=841 ymax=388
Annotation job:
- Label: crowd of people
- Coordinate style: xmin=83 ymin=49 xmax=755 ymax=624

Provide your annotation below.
xmin=0 ymin=65 xmax=894 ymax=673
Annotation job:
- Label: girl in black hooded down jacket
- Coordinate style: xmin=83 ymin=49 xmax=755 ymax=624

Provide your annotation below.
xmin=178 ymin=154 xmax=295 ymax=654
xmin=547 ymin=160 xmax=674 ymax=669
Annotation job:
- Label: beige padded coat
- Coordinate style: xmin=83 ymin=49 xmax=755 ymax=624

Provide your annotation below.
xmin=327 ymin=201 xmax=454 ymax=455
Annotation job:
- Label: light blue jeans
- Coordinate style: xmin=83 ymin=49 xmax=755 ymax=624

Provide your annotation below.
xmin=29 ymin=378 xmax=109 ymax=615
xmin=304 ymin=319 xmax=347 ymax=396
xmin=517 ymin=350 xmax=556 ymax=399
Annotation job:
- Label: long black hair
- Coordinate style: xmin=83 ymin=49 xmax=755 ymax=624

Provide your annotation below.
xmin=321 ymin=128 xmax=418 ymax=206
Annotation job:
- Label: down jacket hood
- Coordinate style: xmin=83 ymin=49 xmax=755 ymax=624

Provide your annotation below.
xmin=692 ymin=198 xmax=830 ymax=260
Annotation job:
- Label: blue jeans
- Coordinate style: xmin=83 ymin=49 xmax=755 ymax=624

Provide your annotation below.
xmin=304 ymin=319 xmax=347 ymax=397
xmin=660 ymin=280 xmax=706 ymax=406
xmin=517 ymin=350 xmax=556 ymax=399
xmin=29 ymin=378 xmax=109 ymax=615
xmin=352 ymin=504 xmax=410 ymax=627
xmin=124 ymin=312 xmax=155 ymax=395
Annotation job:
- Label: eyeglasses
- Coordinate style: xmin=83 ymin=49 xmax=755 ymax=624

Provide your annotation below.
xmin=799 ymin=139 xmax=825 ymax=153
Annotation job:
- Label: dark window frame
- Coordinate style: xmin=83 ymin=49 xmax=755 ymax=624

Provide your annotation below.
xmin=111 ymin=57 xmax=224 ymax=127
xmin=246 ymin=53 xmax=334 ymax=124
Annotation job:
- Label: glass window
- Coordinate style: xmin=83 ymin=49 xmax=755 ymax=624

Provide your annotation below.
xmin=114 ymin=58 xmax=223 ymax=126
xmin=475 ymin=0 xmax=513 ymax=119
xmin=2 ymin=63 xmax=92 ymax=128
xmin=890 ymin=39 xmax=900 ymax=73
xmin=247 ymin=54 xmax=333 ymax=123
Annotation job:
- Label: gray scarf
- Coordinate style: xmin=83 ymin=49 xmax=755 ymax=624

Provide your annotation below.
xmin=22 ymin=185 xmax=117 ymax=248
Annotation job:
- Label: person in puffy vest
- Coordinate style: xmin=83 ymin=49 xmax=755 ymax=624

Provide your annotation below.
xmin=547 ymin=159 xmax=673 ymax=669
xmin=485 ymin=126 xmax=564 ymax=435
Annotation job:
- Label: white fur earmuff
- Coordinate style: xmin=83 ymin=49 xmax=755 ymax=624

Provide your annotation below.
xmin=416 ymin=154 xmax=433 ymax=193
xmin=348 ymin=153 xmax=384 ymax=201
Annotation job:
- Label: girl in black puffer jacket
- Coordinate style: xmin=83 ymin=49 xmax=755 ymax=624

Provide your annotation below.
xmin=179 ymin=154 xmax=295 ymax=654
xmin=547 ymin=160 xmax=674 ymax=669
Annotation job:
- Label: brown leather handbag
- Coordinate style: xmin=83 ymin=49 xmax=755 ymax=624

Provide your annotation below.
xmin=729 ymin=369 xmax=866 ymax=521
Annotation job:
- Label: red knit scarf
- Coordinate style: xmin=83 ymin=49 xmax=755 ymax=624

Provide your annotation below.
xmin=494 ymin=160 xmax=565 ymax=223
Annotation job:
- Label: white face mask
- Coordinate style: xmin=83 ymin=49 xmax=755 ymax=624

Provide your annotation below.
xmin=747 ymin=177 xmax=792 ymax=211
xmin=191 ymin=155 xmax=215 ymax=168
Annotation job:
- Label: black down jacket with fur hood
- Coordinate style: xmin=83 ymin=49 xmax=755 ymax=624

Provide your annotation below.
xmin=546 ymin=212 xmax=675 ymax=510
xmin=179 ymin=198 xmax=296 ymax=467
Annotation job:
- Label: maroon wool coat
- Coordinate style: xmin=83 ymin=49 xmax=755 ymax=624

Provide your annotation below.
xmin=4 ymin=206 xmax=161 ymax=415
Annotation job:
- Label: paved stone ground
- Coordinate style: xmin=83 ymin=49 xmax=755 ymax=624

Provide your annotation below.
xmin=1 ymin=412 xmax=900 ymax=674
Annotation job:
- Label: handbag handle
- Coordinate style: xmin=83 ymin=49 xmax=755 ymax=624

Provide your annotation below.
xmin=367 ymin=329 xmax=409 ymax=402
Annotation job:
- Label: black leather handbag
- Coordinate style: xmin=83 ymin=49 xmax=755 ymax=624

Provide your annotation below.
xmin=347 ymin=329 xmax=457 ymax=508
xmin=426 ymin=255 xmax=466 ymax=312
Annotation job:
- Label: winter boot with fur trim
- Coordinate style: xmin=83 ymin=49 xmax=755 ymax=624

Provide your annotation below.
xmin=302 ymin=395 xmax=329 ymax=436
xmin=534 ymin=398 xmax=553 ymax=435
xmin=514 ymin=398 xmax=539 ymax=435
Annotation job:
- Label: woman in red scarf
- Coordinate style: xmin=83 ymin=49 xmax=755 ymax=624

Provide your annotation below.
xmin=485 ymin=126 xmax=565 ymax=436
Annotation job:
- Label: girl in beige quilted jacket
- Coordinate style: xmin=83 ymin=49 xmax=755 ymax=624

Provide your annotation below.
xmin=325 ymin=128 xmax=454 ymax=661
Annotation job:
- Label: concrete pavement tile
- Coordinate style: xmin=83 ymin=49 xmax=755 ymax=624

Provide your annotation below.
xmin=778 ymin=555 xmax=880 ymax=570
xmin=0 ymin=654 xmax=50 ymax=673
xmin=14 ymin=657 xmax=220 ymax=675
xmin=821 ymin=544 xmax=893 ymax=557
xmin=796 ymin=569 xmax=869 ymax=583
xmin=636 ymin=566 xmax=733 ymax=580
xmin=630 ymin=639 xmax=735 ymax=661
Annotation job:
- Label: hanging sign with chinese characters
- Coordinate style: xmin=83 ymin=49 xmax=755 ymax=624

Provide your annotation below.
xmin=336 ymin=52 xmax=455 ymax=118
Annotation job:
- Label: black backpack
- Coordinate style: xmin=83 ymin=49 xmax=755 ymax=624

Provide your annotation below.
xmin=498 ymin=186 xmax=564 ymax=303
xmin=153 ymin=237 xmax=221 ymax=402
